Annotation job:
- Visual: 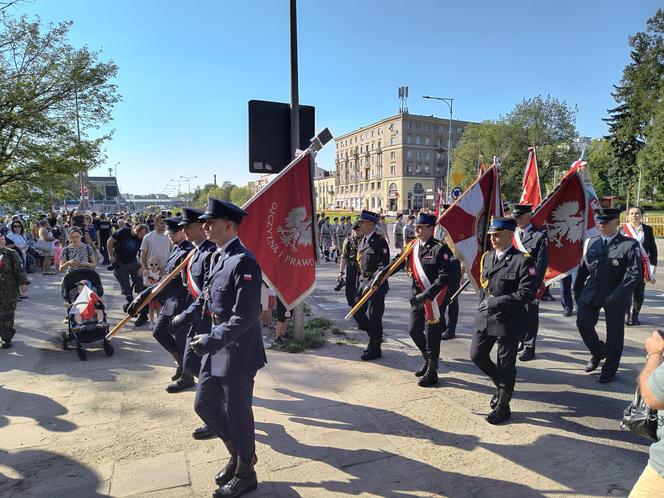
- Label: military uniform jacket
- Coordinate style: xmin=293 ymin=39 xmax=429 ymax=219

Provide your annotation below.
xmin=515 ymin=225 xmax=548 ymax=289
xmin=403 ymin=224 xmax=416 ymax=241
xmin=184 ymin=239 xmax=217 ymax=331
xmin=341 ymin=236 xmax=360 ymax=268
xmin=393 ymin=221 xmax=404 ymax=245
xmin=402 ymin=237 xmax=456 ymax=302
xmin=181 ymin=238 xmax=266 ymax=378
xmin=474 ymin=246 xmax=537 ymax=338
xmin=573 ymin=233 xmax=642 ymax=308
xmin=0 ymin=247 xmax=29 ymax=299
xmin=156 ymin=240 xmax=194 ymax=315
xmin=357 ymin=232 xmax=390 ymax=289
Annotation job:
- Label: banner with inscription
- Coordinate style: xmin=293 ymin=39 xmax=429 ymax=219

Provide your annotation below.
xmin=238 ymin=151 xmax=316 ymax=309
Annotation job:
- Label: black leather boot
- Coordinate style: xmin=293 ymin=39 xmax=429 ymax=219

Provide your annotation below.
xmin=486 ymin=389 xmax=512 ymax=425
xmin=414 ymin=352 xmax=428 ymax=377
xmin=417 ymin=359 xmax=438 ymax=387
xmin=361 ymin=339 xmax=381 ymax=361
xmin=489 ymin=387 xmax=500 ymax=410
xmin=171 ymin=362 xmax=183 ymax=381
xmin=625 ymin=311 xmax=632 ymax=326
xmin=215 ymin=440 xmax=237 ymax=487
xmin=166 ymin=371 xmax=195 ymax=393
xmin=213 ymin=455 xmax=258 ymax=497
xmin=632 ymin=309 xmax=641 ymax=326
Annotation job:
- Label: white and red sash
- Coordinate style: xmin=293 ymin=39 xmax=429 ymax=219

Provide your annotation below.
xmin=185 ymin=253 xmax=202 ymax=299
xmin=409 ymin=244 xmax=448 ymax=323
xmin=623 ymin=223 xmax=655 ymax=282
xmin=513 ymin=229 xmax=545 ymax=299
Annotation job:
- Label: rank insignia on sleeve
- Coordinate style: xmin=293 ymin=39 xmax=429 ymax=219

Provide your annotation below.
xmin=443 ymin=253 xmax=449 ymax=260
xmin=612 ymin=259 xmax=619 ymax=266
xmin=243 ymin=274 xmax=253 ymax=280
xmin=528 ymin=267 xmax=536 ymax=276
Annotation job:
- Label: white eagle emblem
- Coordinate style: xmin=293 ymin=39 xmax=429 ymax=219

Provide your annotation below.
xmin=543 ymin=201 xmax=584 ymax=248
xmin=277 ymin=207 xmax=312 ymax=252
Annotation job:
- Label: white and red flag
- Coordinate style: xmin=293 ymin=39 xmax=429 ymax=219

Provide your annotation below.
xmin=519 ymin=147 xmax=542 ymax=207
xmin=238 ymin=151 xmax=316 ymax=309
xmin=437 ymin=163 xmax=503 ymax=290
xmin=69 ymin=283 xmax=101 ymax=321
xmin=531 ymin=165 xmax=595 ymax=285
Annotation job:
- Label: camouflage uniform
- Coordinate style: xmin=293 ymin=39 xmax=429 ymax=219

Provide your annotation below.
xmin=0 ymin=247 xmax=29 ymax=345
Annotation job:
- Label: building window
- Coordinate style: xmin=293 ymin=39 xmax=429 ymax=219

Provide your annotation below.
xmin=438 ymin=125 xmax=444 ymax=133
xmin=415 ymin=164 xmax=421 ymax=174
xmin=415 ymin=135 xmax=421 ymax=145
xmin=425 ymin=137 xmax=431 ymax=146
xmin=424 ymin=165 xmax=430 ymax=174
xmin=416 ymin=151 xmax=421 ymax=159
xmin=416 ymin=122 xmax=421 ymax=130
xmin=425 ymin=123 xmax=429 ymax=131
xmin=406 ymin=134 xmax=412 ymax=144
xmin=437 ymin=138 xmax=444 ymax=148
xmin=390 ymin=151 xmax=395 ymax=159
xmin=426 ymin=151 xmax=431 ymax=160
xmin=406 ymin=150 xmax=412 ymax=160
xmin=405 ymin=121 xmax=412 ymax=129
xmin=407 ymin=163 xmax=413 ymax=174
xmin=390 ymin=136 xmax=397 ymax=146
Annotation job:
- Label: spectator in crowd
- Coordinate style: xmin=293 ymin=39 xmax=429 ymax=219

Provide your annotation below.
xmin=107 ymin=222 xmax=150 ymax=327
xmin=59 ymin=227 xmax=97 ymax=273
xmin=97 ymin=214 xmax=113 ymax=265
xmin=7 ymin=219 xmax=29 ymax=268
xmin=0 ymin=228 xmax=30 ymax=349
xmin=36 ymin=219 xmax=57 ymax=275
xmin=629 ymin=330 xmax=664 ymax=497
xmin=82 ymin=214 xmax=99 ymax=250
xmin=140 ymin=214 xmax=171 ymax=273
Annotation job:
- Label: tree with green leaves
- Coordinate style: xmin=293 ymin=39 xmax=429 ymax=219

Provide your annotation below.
xmin=605 ymin=9 xmax=664 ymax=200
xmin=451 ymin=95 xmax=578 ymax=200
xmin=0 ymin=15 xmax=120 ymax=207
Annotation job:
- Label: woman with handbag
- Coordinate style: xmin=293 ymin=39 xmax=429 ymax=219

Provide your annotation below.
xmin=37 ymin=219 xmax=57 ymax=275
xmin=629 ymin=330 xmax=664 ymax=497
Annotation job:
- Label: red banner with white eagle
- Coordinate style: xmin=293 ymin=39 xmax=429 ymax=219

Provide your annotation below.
xmin=519 ymin=147 xmax=542 ymax=207
xmin=238 ymin=151 xmax=316 ymax=309
xmin=437 ymin=162 xmax=503 ymax=291
xmin=531 ymin=169 xmax=589 ymax=285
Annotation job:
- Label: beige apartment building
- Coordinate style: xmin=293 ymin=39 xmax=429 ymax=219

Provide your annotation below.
xmin=331 ymin=113 xmax=473 ymax=213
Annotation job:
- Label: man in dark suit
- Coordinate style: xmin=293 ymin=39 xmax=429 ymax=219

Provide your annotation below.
xmin=622 ymin=206 xmax=658 ymax=326
xmin=471 ymin=217 xmax=537 ymax=424
xmin=512 ymin=204 xmax=549 ymax=361
xmin=179 ymin=207 xmax=218 ymax=440
xmin=354 ymin=210 xmax=390 ymax=361
xmin=574 ymin=208 xmax=642 ymax=383
xmin=171 ymin=198 xmax=265 ymax=498
xmin=400 ymin=213 xmax=456 ymax=386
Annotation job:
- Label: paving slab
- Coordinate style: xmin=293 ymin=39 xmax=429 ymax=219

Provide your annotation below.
xmin=110 ymin=451 xmax=190 ymax=497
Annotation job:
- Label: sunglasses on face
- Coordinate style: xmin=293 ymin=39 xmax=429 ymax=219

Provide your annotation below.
xmin=12 ymin=224 xmax=21 ymax=228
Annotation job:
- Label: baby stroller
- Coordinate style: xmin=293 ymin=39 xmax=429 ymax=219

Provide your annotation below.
xmin=61 ymin=268 xmax=113 ymax=360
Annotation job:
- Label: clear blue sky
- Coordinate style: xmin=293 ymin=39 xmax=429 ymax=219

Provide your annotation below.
xmin=19 ymin=0 xmax=661 ymax=195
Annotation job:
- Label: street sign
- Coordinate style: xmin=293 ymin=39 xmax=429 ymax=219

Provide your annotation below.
xmin=452 ymin=172 xmax=464 ymax=185
xmin=426 ymin=195 xmax=434 ymax=200
xmin=451 ymin=186 xmax=462 ymax=199
xmin=248 ymin=100 xmax=315 ymax=174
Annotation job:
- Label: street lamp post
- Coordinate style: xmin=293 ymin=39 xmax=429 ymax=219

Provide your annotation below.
xmin=423 ymin=95 xmax=454 ymax=201
xmin=180 ymin=175 xmax=197 ymax=202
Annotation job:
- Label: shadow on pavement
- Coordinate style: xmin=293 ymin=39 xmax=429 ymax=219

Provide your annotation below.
xmin=0 ymin=386 xmax=76 ymax=432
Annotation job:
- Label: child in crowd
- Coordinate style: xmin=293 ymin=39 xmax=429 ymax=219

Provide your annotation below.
xmin=70 ymin=280 xmax=105 ymax=325
xmin=143 ymin=256 xmax=163 ymax=323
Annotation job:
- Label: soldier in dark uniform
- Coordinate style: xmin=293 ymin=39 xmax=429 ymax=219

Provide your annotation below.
xmin=574 ymin=208 xmax=642 ymax=383
xmin=170 ymin=198 xmax=266 ymax=498
xmin=392 ymin=213 xmax=456 ymax=386
xmin=131 ymin=217 xmax=195 ymax=392
xmin=179 ymin=207 xmax=218 ymax=440
xmin=354 ymin=210 xmax=390 ymax=361
xmin=512 ymin=204 xmax=549 ymax=361
xmin=338 ymin=222 xmax=362 ymax=307
xmin=471 ymin=217 xmax=536 ymax=424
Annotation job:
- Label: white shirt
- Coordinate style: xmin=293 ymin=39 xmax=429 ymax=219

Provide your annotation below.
xmin=517 ymin=224 xmax=533 ymax=237
xmin=363 ymin=231 xmax=375 ymax=245
xmin=600 ymin=232 xmax=619 ymax=245
xmin=494 ymin=248 xmax=508 ymax=261
xmin=629 ymin=223 xmax=645 ymax=242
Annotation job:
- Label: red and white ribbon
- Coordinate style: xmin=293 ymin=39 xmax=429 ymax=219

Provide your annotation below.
xmin=623 ymin=223 xmax=655 ymax=282
xmin=185 ymin=255 xmax=202 ymax=299
xmin=409 ymin=245 xmax=448 ymax=323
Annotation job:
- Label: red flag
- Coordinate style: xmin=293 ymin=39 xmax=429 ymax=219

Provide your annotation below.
xmin=561 ymin=159 xmax=600 ymax=236
xmin=238 ymin=151 xmax=316 ymax=309
xmin=437 ymin=163 xmax=503 ymax=290
xmin=69 ymin=284 xmax=101 ymax=321
xmin=519 ymin=147 xmax=542 ymax=207
xmin=531 ymin=171 xmax=588 ymax=285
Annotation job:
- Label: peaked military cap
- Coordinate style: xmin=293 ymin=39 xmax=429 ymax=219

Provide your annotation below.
xmin=511 ymin=204 xmax=533 ymax=216
xmin=488 ymin=216 xmax=517 ymax=233
xmin=178 ymin=207 xmax=205 ymax=226
xmin=164 ymin=216 xmax=184 ymax=232
xmin=595 ymin=207 xmax=621 ymax=221
xmin=414 ymin=213 xmax=437 ymax=226
xmin=358 ymin=210 xmax=379 ymax=224
xmin=199 ymin=197 xmax=247 ymax=223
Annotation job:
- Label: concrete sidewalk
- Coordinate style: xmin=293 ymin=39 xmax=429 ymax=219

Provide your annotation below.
xmin=0 ymin=262 xmax=660 ymax=497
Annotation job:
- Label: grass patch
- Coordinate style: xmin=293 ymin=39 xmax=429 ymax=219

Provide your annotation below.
xmin=278 ymin=316 xmax=336 ymax=353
